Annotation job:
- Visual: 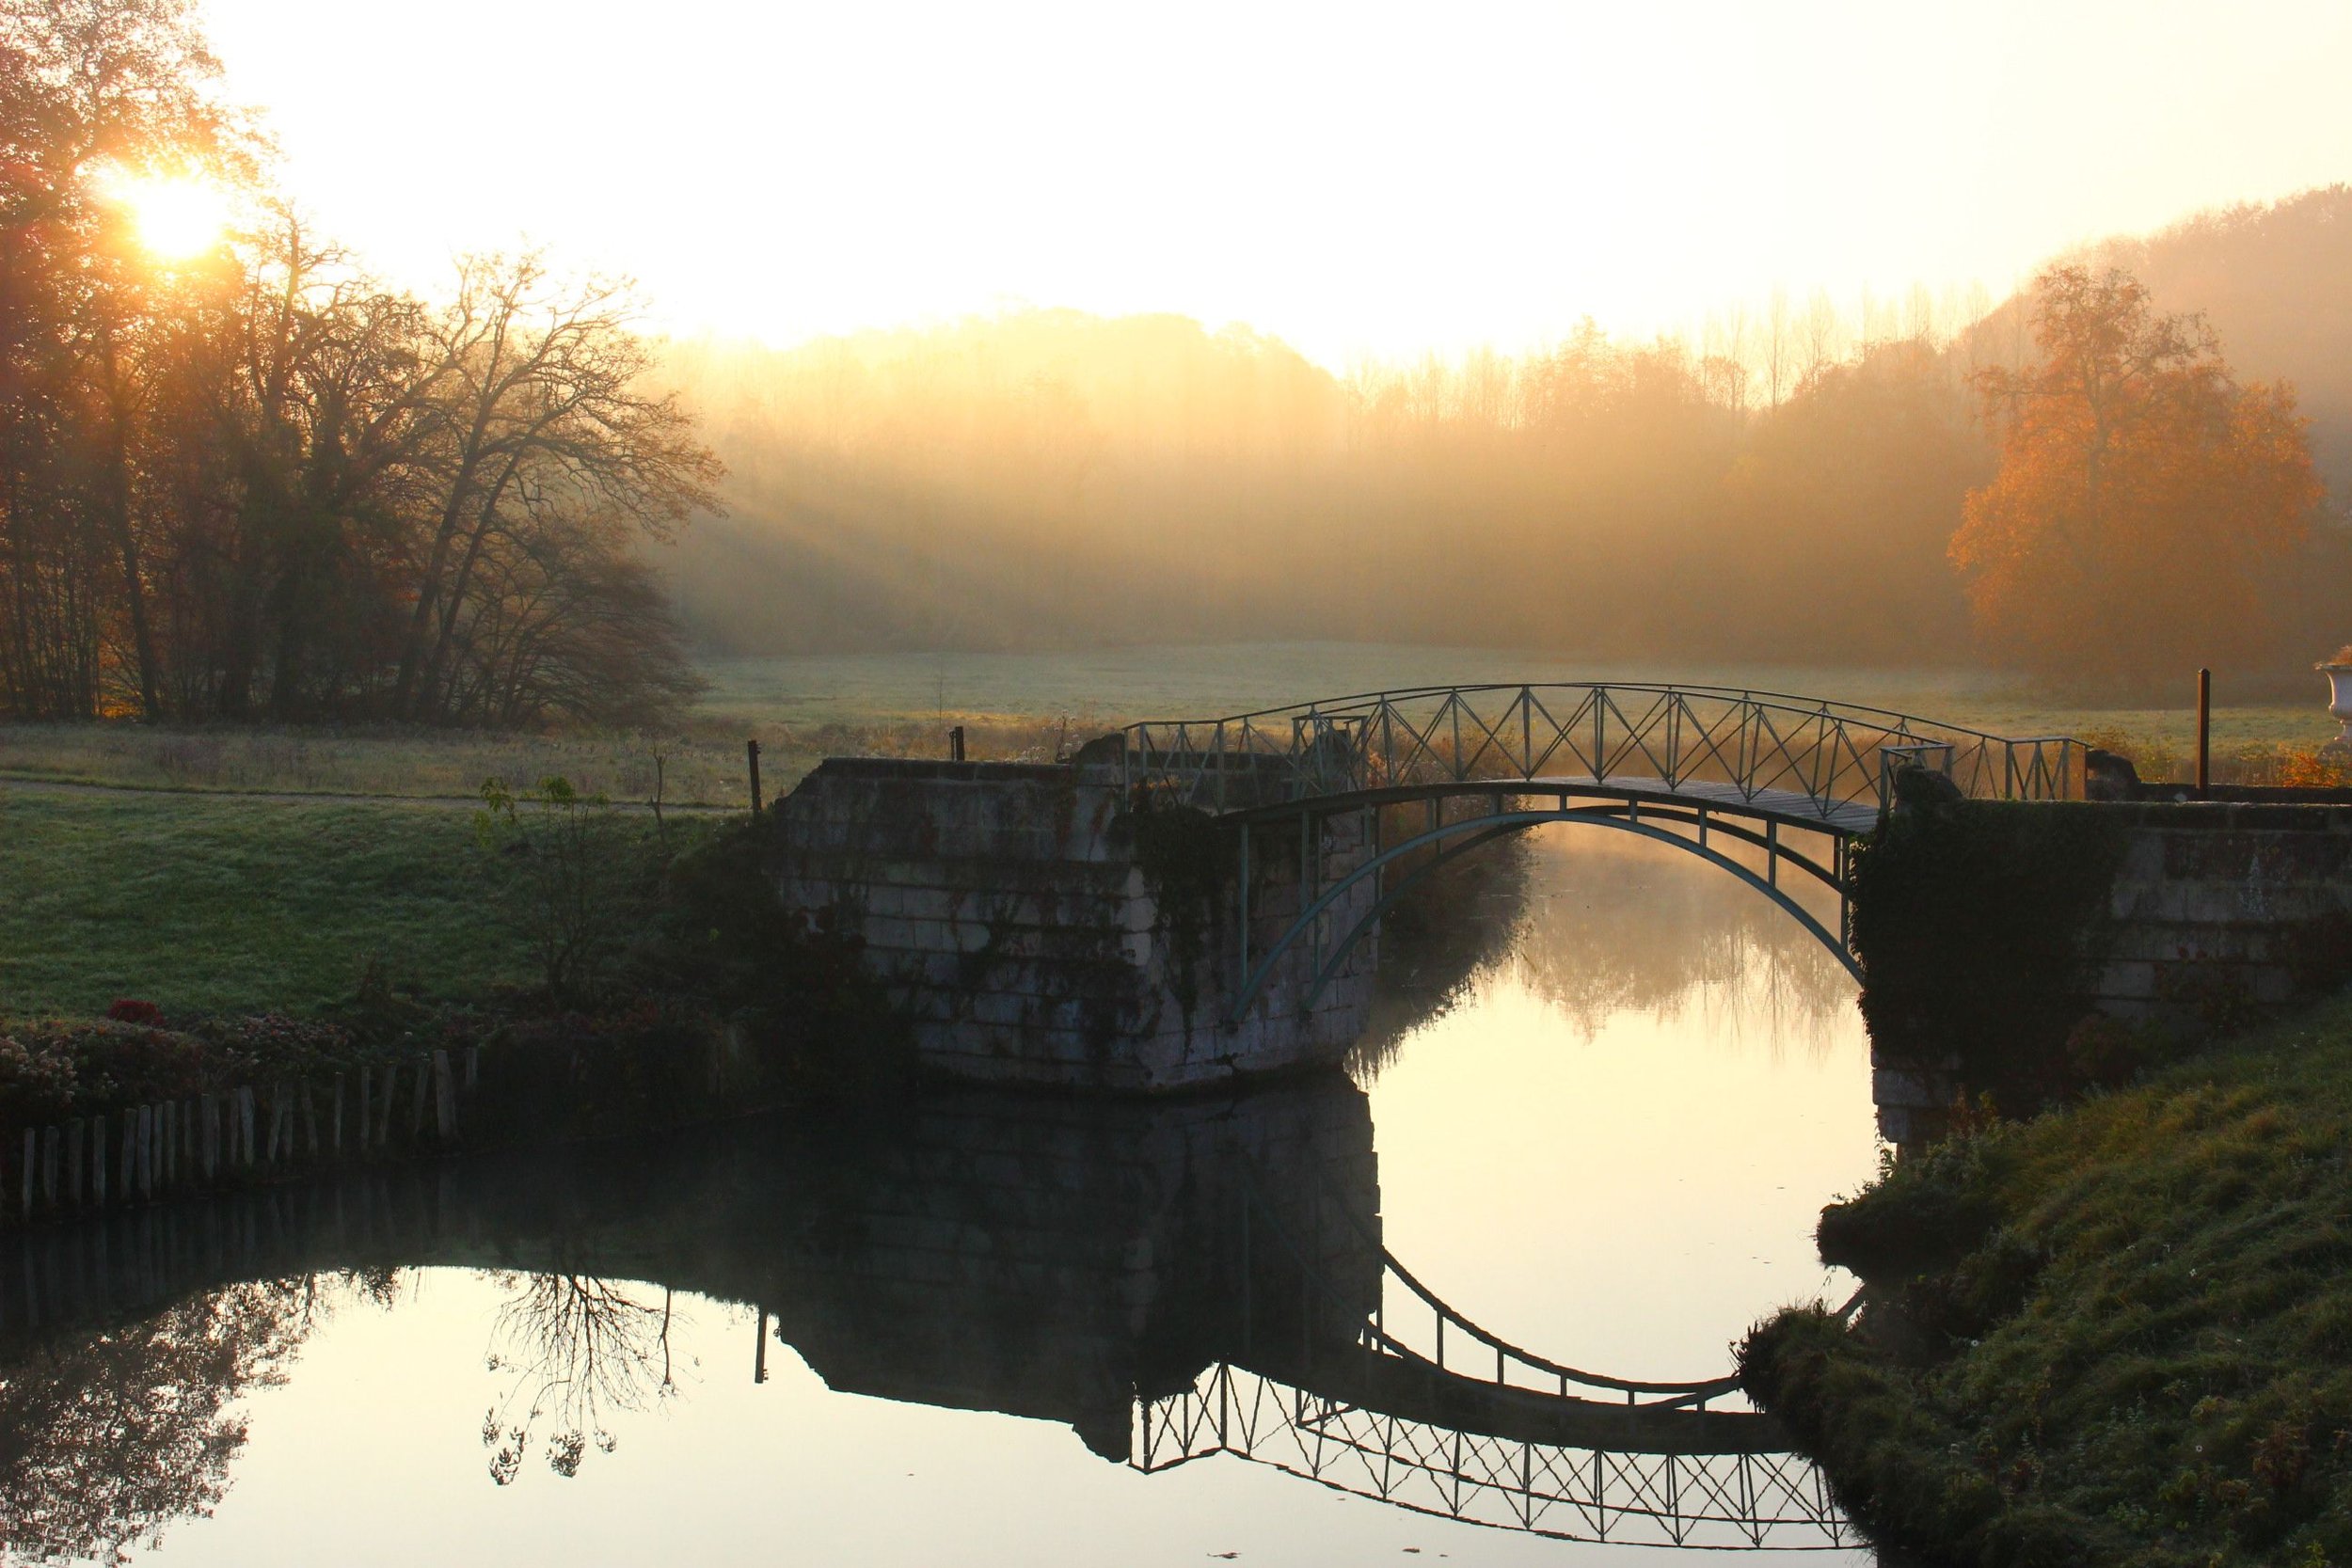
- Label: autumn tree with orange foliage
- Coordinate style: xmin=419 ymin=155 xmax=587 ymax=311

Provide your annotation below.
xmin=1950 ymin=265 xmax=2321 ymax=688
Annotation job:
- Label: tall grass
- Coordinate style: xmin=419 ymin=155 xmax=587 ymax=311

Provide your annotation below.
xmin=2078 ymin=725 xmax=2352 ymax=787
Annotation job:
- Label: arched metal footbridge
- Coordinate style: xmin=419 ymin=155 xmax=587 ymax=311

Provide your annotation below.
xmin=1120 ymin=683 xmax=2082 ymax=1006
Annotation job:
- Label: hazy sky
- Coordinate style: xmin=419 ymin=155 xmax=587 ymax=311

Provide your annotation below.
xmin=200 ymin=0 xmax=2349 ymax=366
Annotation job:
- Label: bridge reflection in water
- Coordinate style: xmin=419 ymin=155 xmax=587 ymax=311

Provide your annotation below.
xmin=1140 ymin=1366 xmax=1845 ymax=1551
xmin=1 ymin=1079 xmax=1852 ymax=1557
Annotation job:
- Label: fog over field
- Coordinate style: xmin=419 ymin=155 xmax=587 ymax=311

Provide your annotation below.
xmin=3 ymin=2 xmax=2347 ymax=726
xmin=662 ymin=189 xmax=2352 ymax=696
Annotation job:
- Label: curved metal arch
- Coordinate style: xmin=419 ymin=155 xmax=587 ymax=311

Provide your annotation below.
xmin=1232 ymin=800 xmax=1860 ymax=1022
xmin=1225 ymin=782 xmax=1850 ymax=890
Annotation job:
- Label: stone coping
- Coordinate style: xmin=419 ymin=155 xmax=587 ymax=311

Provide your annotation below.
xmin=2034 ymin=799 xmax=2352 ymax=830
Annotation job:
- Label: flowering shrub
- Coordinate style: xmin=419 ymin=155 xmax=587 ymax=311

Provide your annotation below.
xmin=0 ymin=1015 xmax=356 ymax=1138
xmin=184 ymin=1013 xmax=354 ymax=1080
xmin=0 ymin=1037 xmax=78 ymax=1128
xmin=16 ymin=1022 xmax=210 ymax=1108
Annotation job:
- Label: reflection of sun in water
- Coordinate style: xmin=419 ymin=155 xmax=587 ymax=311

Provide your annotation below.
xmin=105 ymin=172 xmax=228 ymax=260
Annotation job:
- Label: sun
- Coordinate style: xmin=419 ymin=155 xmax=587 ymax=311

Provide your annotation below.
xmin=104 ymin=171 xmax=230 ymax=261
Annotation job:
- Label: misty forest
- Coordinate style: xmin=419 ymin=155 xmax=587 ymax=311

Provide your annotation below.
xmin=5 ymin=1 xmax=2349 ymax=731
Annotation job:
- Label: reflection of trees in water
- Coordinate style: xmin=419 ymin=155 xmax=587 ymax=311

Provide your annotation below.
xmin=481 ymin=1273 xmax=689 ymax=1483
xmin=1358 ymin=827 xmax=1854 ymax=1077
xmin=1508 ymin=835 xmax=1855 ymax=1053
xmin=1352 ymin=834 xmax=1535 ymax=1076
xmin=0 ymin=1276 xmax=358 ymax=1565
xmin=0 ymin=1261 xmax=702 ymax=1556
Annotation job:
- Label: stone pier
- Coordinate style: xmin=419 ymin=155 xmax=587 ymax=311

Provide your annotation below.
xmin=1866 ymin=800 xmax=2352 ymax=1144
xmin=771 ymin=758 xmax=1378 ymax=1091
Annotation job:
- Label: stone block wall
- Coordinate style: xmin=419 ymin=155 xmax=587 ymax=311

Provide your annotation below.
xmin=773 ymin=758 xmax=1378 ymax=1091
xmin=2090 ymin=802 xmax=2352 ymax=1020
xmin=1868 ymin=800 xmax=2352 ymax=1144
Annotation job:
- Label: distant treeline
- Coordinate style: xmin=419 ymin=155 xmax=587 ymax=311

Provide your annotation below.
xmin=0 ymin=2 xmax=718 ymax=725
xmin=669 ymin=187 xmax=2352 ymax=689
xmin=5 ymin=0 xmax=2346 ymax=726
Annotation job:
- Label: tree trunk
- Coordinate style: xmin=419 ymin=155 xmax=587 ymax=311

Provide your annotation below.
xmin=95 ymin=325 xmax=161 ymax=719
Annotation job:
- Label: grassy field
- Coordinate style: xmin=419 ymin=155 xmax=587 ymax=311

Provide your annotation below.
xmin=1743 ymin=995 xmax=2352 ymax=1566
xmin=0 ymin=646 xmax=2337 ymax=802
xmin=0 ymin=789 xmax=534 ymax=1020
xmin=0 ymin=644 xmax=2339 ymax=1023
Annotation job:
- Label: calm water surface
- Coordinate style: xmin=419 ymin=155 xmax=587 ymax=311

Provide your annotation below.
xmin=3 ymin=832 xmax=1881 ymax=1565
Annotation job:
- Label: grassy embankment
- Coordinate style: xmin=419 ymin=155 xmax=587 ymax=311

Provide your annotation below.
xmin=1743 ymin=996 xmax=2352 ymax=1567
xmin=0 ymin=791 xmax=531 ymax=1019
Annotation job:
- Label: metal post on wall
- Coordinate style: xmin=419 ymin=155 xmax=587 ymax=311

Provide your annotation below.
xmin=746 ymin=738 xmax=763 ymax=814
xmin=949 ymin=724 xmax=966 ymax=763
xmin=2196 ymin=668 xmax=2212 ymax=797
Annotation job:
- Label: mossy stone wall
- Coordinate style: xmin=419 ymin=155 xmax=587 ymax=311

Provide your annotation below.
xmin=1857 ymin=800 xmax=2352 ymax=1142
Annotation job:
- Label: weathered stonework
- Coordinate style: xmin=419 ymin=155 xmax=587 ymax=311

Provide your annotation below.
xmin=2090 ymin=802 xmax=2352 ymax=1020
xmin=1867 ymin=800 xmax=2352 ymax=1144
xmin=773 ymin=758 xmax=1378 ymax=1091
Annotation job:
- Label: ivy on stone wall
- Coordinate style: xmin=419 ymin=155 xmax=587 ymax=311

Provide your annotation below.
xmin=1130 ymin=802 xmax=1239 ymax=1017
xmin=1851 ymin=797 xmax=2130 ymax=1110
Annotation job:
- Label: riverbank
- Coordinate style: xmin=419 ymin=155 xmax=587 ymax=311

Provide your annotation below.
xmin=1740 ymin=990 xmax=2352 ymax=1566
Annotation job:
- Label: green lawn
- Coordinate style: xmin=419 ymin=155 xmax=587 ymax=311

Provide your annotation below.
xmin=0 ymin=788 xmax=533 ymax=1020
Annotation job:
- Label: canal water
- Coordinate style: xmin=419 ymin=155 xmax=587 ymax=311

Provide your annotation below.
xmin=1 ymin=831 xmax=1880 ymax=1565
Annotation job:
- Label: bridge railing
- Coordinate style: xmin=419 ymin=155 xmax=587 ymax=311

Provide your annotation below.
xmin=1136 ymin=1364 xmax=1852 ymax=1551
xmin=1120 ymin=684 xmax=2082 ymax=822
xmin=1239 ymin=1149 xmax=1741 ymax=1410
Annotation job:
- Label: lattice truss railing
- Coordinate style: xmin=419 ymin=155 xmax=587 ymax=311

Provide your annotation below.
xmin=1262 ymin=1161 xmax=1743 ymax=1409
xmin=1135 ymin=1364 xmax=1853 ymax=1552
xmin=1121 ymin=684 xmax=2080 ymax=821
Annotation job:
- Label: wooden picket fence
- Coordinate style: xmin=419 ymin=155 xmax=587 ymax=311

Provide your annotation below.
xmin=4 ymin=1047 xmax=479 ymax=1227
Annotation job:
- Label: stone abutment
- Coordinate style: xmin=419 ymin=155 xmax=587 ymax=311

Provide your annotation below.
xmin=772 ymin=759 xmax=1376 ymax=1091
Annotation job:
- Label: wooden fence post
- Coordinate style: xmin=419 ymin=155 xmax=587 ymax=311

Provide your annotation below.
xmin=433 ymin=1052 xmax=455 ymax=1141
xmin=92 ymin=1115 xmax=106 ymax=1206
